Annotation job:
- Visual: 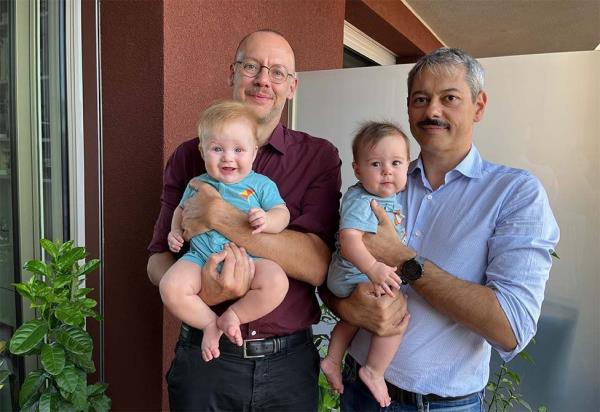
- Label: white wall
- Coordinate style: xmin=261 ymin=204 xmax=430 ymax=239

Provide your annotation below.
xmin=291 ymin=51 xmax=599 ymax=411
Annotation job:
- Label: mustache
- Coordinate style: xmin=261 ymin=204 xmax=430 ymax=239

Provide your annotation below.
xmin=418 ymin=118 xmax=450 ymax=128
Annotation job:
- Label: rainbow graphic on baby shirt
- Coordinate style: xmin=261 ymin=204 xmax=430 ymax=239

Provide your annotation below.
xmin=240 ymin=188 xmax=255 ymax=200
xmin=393 ymin=209 xmax=405 ymax=226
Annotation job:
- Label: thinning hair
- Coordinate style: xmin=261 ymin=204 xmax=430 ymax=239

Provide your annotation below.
xmin=352 ymin=121 xmax=410 ymax=162
xmin=233 ymin=29 xmax=296 ymax=69
xmin=407 ymin=47 xmax=485 ymax=102
xmin=197 ymin=100 xmax=258 ymax=150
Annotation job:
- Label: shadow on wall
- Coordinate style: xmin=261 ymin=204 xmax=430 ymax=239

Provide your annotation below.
xmin=489 ymin=299 xmax=578 ymax=411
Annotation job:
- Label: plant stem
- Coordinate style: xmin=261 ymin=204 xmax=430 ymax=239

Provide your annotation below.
xmin=488 ymin=362 xmax=506 ymax=412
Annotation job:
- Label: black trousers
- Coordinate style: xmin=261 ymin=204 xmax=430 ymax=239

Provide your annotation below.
xmin=167 ymin=329 xmax=320 ymax=411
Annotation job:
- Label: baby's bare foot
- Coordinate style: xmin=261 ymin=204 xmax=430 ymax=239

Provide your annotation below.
xmin=320 ymin=356 xmax=344 ymax=394
xmin=217 ymin=308 xmax=243 ymax=346
xmin=201 ymin=322 xmax=222 ymax=362
xmin=359 ymin=365 xmax=391 ymax=407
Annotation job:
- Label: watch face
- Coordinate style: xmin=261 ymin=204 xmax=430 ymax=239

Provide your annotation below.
xmin=401 ymin=258 xmax=423 ymax=282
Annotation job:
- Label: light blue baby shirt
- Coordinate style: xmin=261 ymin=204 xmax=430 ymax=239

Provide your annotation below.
xmin=348 ymin=145 xmax=560 ymax=397
xmin=180 ymin=171 xmax=284 ymax=264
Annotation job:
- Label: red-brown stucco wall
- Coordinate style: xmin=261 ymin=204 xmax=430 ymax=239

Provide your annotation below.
xmin=99 ymin=0 xmax=165 ymax=410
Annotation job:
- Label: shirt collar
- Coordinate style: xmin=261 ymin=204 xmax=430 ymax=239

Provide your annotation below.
xmin=263 ymin=124 xmax=286 ymax=155
xmin=408 ymin=144 xmax=484 ymax=179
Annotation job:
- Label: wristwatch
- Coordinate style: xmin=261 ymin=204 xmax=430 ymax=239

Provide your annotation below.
xmin=399 ymin=255 xmax=426 ymax=284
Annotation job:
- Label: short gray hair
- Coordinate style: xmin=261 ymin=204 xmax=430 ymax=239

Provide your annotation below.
xmin=407 ymin=48 xmax=484 ymax=102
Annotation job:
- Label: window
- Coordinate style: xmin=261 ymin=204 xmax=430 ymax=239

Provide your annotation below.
xmin=343 ymin=21 xmax=396 ymax=68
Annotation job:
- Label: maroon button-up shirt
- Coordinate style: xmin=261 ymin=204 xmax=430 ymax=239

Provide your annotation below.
xmin=148 ymin=124 xmax=342 ymax=338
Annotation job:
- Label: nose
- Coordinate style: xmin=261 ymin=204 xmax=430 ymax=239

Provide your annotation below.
xmin=382 ymin=165 xmax=392 ymax=175
xmin=222 ymin=150 xmax=234 ymax=161
xmin=253 ymin=66 xmax=271 ymax=87
xmin=425 ymin=97 xmax=442 ymax=118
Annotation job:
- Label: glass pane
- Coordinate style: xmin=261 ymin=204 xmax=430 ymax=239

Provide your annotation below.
xmin=0 ymin=0 xmax=17 ymax=409
xmin=40 ymin=0 xmax=67 ymax=242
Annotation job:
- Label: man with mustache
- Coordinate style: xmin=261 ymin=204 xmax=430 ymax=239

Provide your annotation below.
xmin=147 ymin=29 xmax=350 ymax=411
xmin=323 ymin=48 xmax=560 ymax=411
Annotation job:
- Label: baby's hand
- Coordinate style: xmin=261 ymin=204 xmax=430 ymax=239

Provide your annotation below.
xmin=366 ymin=261 xmax=401 ymax=298
xmin=248 ymin=208 xmax=267 ymax=234
xmin=168 ymin=229 xmax=184 ymax=253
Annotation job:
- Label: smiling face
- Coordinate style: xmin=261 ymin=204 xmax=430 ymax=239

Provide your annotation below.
xmin=201 ymin=118 xmax=258 ymax=184
xmin=408 ymin=66 xmax=487 ymax=160
xmin=353 ymin=133 xmax=410 ymax=198
xmin=230 ymin=31 xmax=297 ymax=141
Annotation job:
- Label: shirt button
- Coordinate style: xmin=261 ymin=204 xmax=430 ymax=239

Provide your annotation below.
xmin=250 ymin=330 xmax=257 ymax=336
xmin=415 ymin=230 xmax=422 ymax=237
xmin=427 ymin=194 xmax=433 ymax=200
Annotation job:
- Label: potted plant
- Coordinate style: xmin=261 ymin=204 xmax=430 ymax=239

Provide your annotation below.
xmin=8 ymin=239 xmax=110 ymax=411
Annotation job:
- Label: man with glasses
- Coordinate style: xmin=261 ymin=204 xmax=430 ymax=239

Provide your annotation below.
xmin=147 ymin=29 xmax=344 ymax=411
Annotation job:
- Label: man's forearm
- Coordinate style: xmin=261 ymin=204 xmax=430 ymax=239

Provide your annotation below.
xmin=413 ymin=260 xmax=518 ymax=351
xmin=213 ymin=205 xmax=330 ymax=286
xmin=147 ymin=251 xmax=176 ymax=286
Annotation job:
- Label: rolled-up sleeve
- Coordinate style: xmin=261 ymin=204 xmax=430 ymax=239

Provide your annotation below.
xmin=485 ymin=175 xmax=560 ymax=361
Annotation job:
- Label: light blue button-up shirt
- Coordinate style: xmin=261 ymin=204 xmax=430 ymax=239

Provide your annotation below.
xmin=348 ymin=145 xmax=560 ymax=397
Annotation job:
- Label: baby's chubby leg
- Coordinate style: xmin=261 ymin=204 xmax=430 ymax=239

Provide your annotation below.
xmin=217 ymin=258 xmax=289 ymax=345
xmin=159 ymin=259 xmax=221 ymax=361
xmin=321 ymin=320 xmax=358 ymax=394
xmin=359 ymin=333 xmax=405 ymax=407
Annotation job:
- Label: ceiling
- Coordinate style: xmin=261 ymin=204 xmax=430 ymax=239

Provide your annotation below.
xmin=404 ymin=0 xmax=600 ymax=58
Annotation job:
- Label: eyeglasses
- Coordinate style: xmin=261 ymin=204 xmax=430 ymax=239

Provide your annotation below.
xmin=234 ymin=60 xmax=295 ymax=84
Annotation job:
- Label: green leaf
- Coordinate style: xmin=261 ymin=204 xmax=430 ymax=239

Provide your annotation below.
xmin=75 ymin=287 xmax=94 ymax=297
xmin=20 ymin=399 xmax=39 ymax=412
xmin=0 ymin=370 xmax=10 ymax=389
xmin=90 ymin=394 xmax=112 ymax=412
xmin=68 ymin=351 xmax=96 ymax=373
xmin=518 ymin=398 xmax=533 ymax=411
xmin=38 ymin=392 xmax=52 ymax=412
xmin=41 ymin=239 xmax=59 ymax=259
xmin=550 ymin=249 xmax=560 ymax=259
xmin=41 ymin=343 xmax=66 ymax=375
xmin=24 ymin=259 xmax=50 ymax=278
xmin=58 ymin=240 xmax=75 ymax=256
xmin=78 ymin=259 xmax=100 ymax=277
xmin=67 ymin=381 xmax=89 ymax=411
xmin=506 ymin=370 xmax=521 ymax=385
xmin=82 ymin=298 xmax=98 ymax=309
xmin=519 ymin=350 xmax=534 ymax=363
xmin=56 ymin=399 xmax=77 ymax=412
xmin=19 ymin=370 xmax=45 ymax=407
xmin=58 ymin=247 xmax=86 ymax=268
xmin=87 ymin=383 xmax=108 ymax=397
xmin=538 ymin=406 xmax=548 ymax=412
xmin=55 ymin=364 xmax=82 ymax=393
xmin=9 ymin=320 xmax=49 ymax=355
xmin=55 ymin=303 xmax=85 ymax=327
xmin=52 ymin=275 xmax=73 ymax=290
xmin=55 ymin=325 xmax=93 ymax=355
xmin=14 ymin=283 xmax=35 ymax=301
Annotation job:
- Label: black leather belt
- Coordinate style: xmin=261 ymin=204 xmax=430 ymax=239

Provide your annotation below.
xmin=179 ymin=324 xmax=313 ymax=359
xmin=346 ymin=355 xmax=476 ymax=405
xmin=386 ymin=382 xmax=476 ymax=404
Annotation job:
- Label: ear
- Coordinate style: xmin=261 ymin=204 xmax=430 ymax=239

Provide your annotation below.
xmin=228 ymin=63 xmax=235 ymax=87
xmin=286 ymin=77 xmax=298 ymax=100
xmin=352 ymin=161 xmax=360 ymax=180
xmin=473 ymin=91 xmax=487 ymax=123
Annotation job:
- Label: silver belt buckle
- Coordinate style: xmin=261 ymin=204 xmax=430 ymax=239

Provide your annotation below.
xmin=243 ymin=338 xmax=266 ymax=359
